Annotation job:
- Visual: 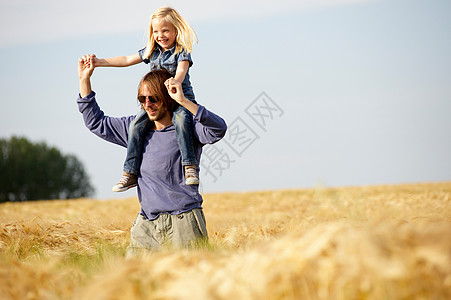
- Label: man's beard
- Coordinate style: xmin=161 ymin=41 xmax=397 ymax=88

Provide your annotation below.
xmin=145 ymin=105 xmax=168 ymax=122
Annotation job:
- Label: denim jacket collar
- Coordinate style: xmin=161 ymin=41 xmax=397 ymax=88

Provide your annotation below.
xmin=156 ymin=44 xmax=176 ymax=54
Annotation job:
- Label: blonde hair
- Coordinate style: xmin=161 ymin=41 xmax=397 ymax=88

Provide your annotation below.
xmin=142 ymin=6 xmax=198 ymax=60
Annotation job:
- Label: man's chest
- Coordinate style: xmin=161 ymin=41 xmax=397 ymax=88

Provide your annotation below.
xmin=140 ymin=130 xmax=181 ymax=174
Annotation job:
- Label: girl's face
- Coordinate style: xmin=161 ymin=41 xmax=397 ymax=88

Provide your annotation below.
xmin=152 ymin=17 xmax=177 ymax=51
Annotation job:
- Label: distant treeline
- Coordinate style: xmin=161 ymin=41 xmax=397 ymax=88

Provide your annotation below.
xmin=0 ymin=136 xmax=94 ymax=202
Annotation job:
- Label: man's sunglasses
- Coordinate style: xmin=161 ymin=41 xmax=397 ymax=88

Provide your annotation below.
xmin=138 ymin=95 xmax=159 ymax=104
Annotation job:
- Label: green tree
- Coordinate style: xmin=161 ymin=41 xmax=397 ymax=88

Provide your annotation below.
xmin=0 ymin=136 xmax=94 ymax=202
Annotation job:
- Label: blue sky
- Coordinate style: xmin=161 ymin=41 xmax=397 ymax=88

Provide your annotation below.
xmin=1 ymin=0 xmax=450 ymax=199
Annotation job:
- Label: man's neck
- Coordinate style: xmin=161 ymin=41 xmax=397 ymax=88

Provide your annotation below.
xmin=153 ymin=117 xmax=173 ymax=130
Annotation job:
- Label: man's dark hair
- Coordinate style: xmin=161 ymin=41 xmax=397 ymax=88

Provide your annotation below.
xmin=138 ymin=69 xmax=178 ymax=113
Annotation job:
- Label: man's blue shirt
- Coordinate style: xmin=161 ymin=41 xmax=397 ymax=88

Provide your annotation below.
xmin=77 ymin=91 xmax=227 ymax=220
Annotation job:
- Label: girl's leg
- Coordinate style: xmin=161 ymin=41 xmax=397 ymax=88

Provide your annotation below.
xmin=172 ymin=106 xmax=198 ymax=185
xmin=113 ymin=110 xmax=150 ymax=192
xmin=124 ymin=110 xmax=150 ymax=174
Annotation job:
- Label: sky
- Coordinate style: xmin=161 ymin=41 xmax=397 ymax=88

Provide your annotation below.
xmin=1 ymin=0 xmax=450 ymax=200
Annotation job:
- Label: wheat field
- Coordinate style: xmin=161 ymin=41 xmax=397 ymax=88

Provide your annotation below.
xmin=1 ymin=182 xmax=450 ymax=300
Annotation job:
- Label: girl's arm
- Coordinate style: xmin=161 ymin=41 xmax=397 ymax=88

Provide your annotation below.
xmin=167 ymin=60 xmax=190 ymax=95
xmin=174 ymin=60 xmax=190 ymax=83
xmin=92 ymin=53 xmax=142 ymax=68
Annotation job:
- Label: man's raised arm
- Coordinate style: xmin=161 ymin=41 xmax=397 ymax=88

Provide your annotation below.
xmin=78 ymin=55 xmax=95 ymax=98
xmin=76 ymin=55 xmax=133 ymax=148
xmin=164 ymin=77 xmax=227 ymax=145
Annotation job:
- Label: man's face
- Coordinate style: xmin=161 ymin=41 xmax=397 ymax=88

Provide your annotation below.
xmin=140 ymin=85 xmax=169 ymax=122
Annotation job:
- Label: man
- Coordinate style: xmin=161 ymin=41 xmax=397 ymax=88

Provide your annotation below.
xmin=77 ymin=55 xmax=227 ymax=255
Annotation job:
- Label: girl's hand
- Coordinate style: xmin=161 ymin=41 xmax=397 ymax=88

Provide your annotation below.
xmin=90 ymin=54 xmax=99 ymax=67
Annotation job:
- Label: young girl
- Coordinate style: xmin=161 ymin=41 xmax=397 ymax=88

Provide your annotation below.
xmin=92 ymin=6 xmax=199 ymax=192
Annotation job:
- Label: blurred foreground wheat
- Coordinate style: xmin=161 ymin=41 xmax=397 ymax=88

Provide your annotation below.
xmin=1 ymin=182 xmax=450 ymax=299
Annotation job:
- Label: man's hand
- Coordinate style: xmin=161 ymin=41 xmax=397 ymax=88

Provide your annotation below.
xmin=165 ymin=77 xmax=199 ymax=116
xmin=78 ymin=54 xmax=95 ymax=80
xmin=165 ymin=78 xmax=184 ymax=103
xmin=78 ymin=54 xmax=95 ymax=98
